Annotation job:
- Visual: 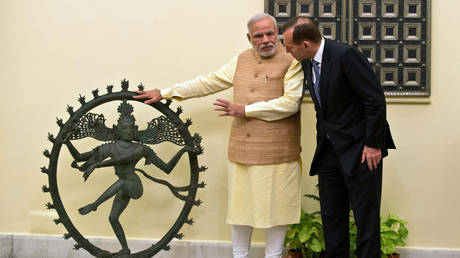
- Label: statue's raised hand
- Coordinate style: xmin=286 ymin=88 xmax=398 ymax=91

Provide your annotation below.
xmin=83 ymin=164 xmax=97 ymax=181
xmin=184 ymin=144 xmax=203 ymax=155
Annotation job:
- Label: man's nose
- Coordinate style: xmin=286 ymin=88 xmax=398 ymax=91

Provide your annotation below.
xmin=263 ymin=35 xmax=271 ymax=42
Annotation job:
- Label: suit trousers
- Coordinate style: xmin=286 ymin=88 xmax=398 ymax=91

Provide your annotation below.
xmin=317 ymin=139 xmax=382 ymax=258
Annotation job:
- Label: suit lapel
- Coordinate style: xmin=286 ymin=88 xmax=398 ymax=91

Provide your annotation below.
xmin=301 ymin=59 xmax=320 ymax=109
xmin=319 ymin=39 xmax=332 ymax=110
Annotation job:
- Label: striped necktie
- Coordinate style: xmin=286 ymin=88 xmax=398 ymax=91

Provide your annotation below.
xmin=312 ymin=59 xmax=321 ymax=106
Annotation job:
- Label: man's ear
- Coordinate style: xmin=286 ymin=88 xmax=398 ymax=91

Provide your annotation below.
xmin=246 ymin=33 xmax=251 ymax=43
xmin=303 ymin=40 xmax=310 ymax=49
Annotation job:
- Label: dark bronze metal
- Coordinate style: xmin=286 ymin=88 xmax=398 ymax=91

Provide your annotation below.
xmin=42 ymin=79 xmax=206 ymax=257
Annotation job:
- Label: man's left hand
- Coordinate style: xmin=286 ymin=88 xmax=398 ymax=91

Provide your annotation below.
xmin=213 ymin=98 xmax=245 ymax=117
xmin=361 ymin=146 xmax=382 ymax=171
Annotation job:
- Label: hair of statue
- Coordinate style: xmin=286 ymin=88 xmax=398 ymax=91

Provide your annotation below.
xmin=247 ymin=13 xmax=277 ymax=34
xmin=281 ymin=16 xmax=322 ymax=44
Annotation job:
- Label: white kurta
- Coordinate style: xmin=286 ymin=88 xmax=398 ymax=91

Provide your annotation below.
xmin=161 ymin=53 xmax=304 ymax=228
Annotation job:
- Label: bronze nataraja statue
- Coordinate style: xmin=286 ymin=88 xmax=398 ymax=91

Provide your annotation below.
xmin=42 ymin=81 xmax=205 ymax=257
xmin=64 ymin=100 xmax=198 ymax=255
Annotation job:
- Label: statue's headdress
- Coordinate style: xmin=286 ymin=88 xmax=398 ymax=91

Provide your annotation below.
xmin=117 ymin=99 xmax=135 ymax=123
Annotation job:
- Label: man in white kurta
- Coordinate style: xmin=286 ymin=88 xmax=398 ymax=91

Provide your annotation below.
xmin=135 ymin=13 xmax=304 ymax=258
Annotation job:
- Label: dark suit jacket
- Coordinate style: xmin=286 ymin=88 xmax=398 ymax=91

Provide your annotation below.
xmin=302 ymin=39 xmax=396 ymax=176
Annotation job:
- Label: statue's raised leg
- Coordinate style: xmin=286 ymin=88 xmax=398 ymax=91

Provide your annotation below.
xmin=79 ymin=180 xmax=123 ymax=215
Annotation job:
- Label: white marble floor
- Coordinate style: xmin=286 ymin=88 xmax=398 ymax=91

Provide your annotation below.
xmin=0 ymin=234 xmax=264 ymax=258
xmin=1 ymin=234 xmax=460 ymax=258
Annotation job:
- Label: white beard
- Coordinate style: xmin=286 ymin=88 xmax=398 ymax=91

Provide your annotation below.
xmin=255 ymin=40 xmax=279 ymax=57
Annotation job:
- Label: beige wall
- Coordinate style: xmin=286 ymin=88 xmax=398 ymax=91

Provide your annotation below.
xmin=0 ymin=0 xmax=459 ymax=250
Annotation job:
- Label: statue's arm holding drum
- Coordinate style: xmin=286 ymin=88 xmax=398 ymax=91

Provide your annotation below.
xmin=64 ymin=141 xmax=109 ymax=181
xmin=144 ymin=145 xmax=196 ymax=174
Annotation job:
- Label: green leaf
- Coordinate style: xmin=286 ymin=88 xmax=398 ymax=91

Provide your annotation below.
xmin=381 ymin=245 xmax=395 ymax=255
xmin=310 ymin=211 xmax=322 ymax=217
xmin=311 ymin=221 xmax=323 ymax=229
xmin=298 ymin=230 xmax=308 ymax=243
xmin=286 ymin=228 xmax=297 ymax=239
xmin=381 ymin=237 xmax=397 ymax=254
xmin=380 ymin=224 xmax=391 ymax=232
xmin=382 ymin=231 xmax=399 ymax=240
xmin=305 ymin=194 xmax=320 ymax=201
xmin=308 ymin=238 xmax=322 ymax=252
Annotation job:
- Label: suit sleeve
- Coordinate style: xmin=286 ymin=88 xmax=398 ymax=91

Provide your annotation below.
xmin=343 ymin=47 xmax=387 ymax=148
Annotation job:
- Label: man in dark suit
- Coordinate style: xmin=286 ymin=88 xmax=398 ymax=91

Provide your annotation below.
xmin=282 ymin=17 xmax=396 ymax=258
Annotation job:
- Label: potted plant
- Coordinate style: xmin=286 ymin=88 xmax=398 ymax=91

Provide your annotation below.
xmin=284 ymin=191 xmax=325 ymax=258
xmin=284 ymin=210 xmax=325 ymax=258
xmin=379 ymin=213 xmax=408 ymax=258
xmin=349 ymin=213 xmax=408 ymax=258
xmin=286 ymin=185 xmax=408 ymax=258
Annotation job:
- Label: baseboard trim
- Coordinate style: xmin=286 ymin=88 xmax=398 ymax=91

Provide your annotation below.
xmin=397 ymin=247 xmax=460 ymax=258
xmin=0 ymin=234 xmax=459 ymax=258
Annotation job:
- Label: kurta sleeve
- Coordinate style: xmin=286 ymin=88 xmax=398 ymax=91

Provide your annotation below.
xmin=244 ymin=60 xmax=304 ymax=121
xmin=160 ymin=56 xmax=237 ymax=100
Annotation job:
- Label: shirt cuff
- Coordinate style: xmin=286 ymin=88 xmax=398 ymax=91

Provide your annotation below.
xmin=160 ymin=88 xmax=184 ymax=101
xmin=244 ymin=105 xmax=253 ymax=118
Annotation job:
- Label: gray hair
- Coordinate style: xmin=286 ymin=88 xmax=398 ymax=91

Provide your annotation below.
xmin=247 ymin=13 xmax=277 ymax=34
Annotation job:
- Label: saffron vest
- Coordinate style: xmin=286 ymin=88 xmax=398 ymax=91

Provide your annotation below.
xmin=228 ymin=45 xmax=301 ymax=165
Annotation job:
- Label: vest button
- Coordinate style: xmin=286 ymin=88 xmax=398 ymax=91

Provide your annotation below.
xmin=250 ymin=89 xmax=255 ymax=93
xmin=254 ymin=74 xmax=258 ymax=78
xmin=246 ymin=133 xmax=251 ymax=137
xmin=258 ymin=61 xmax=262 ymax=64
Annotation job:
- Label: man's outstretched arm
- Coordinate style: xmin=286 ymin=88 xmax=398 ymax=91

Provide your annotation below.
xmin=134 ymin=55 xmax=238 ymax=104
